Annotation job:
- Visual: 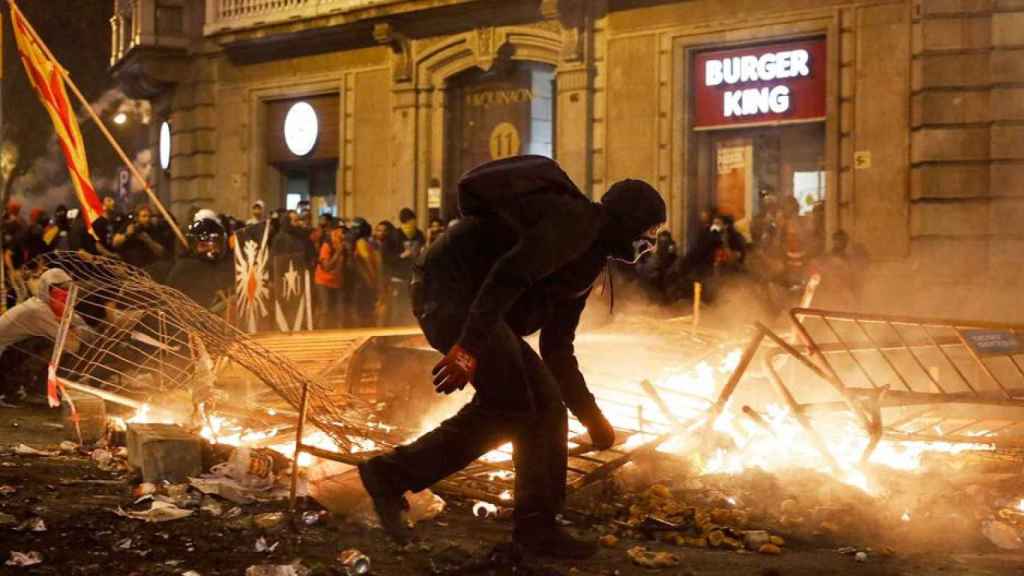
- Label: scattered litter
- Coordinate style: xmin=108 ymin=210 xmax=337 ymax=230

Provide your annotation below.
xmin=188 ymin=476 xmax=288 ymax=505
xmin=201 ymin=499 xmax=224 ymax=517
xmin=758 ymin=544 xmax=781 ymax=555
xmin=338 ymin=549 xmax=371 ymax=575
xmin=182 ymin=571 xmax=201 ymax=576
xmin=114 ymin=501 xmax=194 ymax=523
xmin=837 ymin=546 xmax=858 ymax=555
xmin=91 ymin=448 xmax=114 ymax=468
xmin=982 ymin=520 xmax=1023 ymax=550
xmin=212 ymin=447 xmax=275 ymax=490
xmin=134 ymin=483 xmax=157 ymax=499
xmin=406 ymin=490 xmax=445 ymax=524
xmin=0 ymin=395 xmax=15 ymax=408
xmin=245 ymin=563 xmax=310 ymax=576
xmin=0 ymin=485 xmax=16 ymax=497
xmin=742 ymin=530 xmax=770 ymax=550
xmin=224 ymin=506 xmax=243 ymax=519
xmin=626 ymin=546 xmax=680 ymax=569
xmin=59 ymin=441 xmax=78 ymax=453
xmin=13 ymin=517 xmax=46 ymax=532
xmin=14 ymin=444 xmax=59 ymax=457
xmin=855 ymin=551 xmax=868 ymax=562
xmin=599 ymin=534 xmax=619 ymax=548
xmin=472 ymin=501 xmax=498 ymax=519
xmin=116 ymin=537 xmax=134 ymax=550
xmin=6 ymin=551 xmax=43 ymax=567
xmin=254 ymin=537 xmax=279 ymax=553
xmin=0 ymin=512 xmax=17 ymax=527
xmin=254 ymin=512 xmax=285 ymax=530
xmin=301 ymin=510 xmax=325 ymax=526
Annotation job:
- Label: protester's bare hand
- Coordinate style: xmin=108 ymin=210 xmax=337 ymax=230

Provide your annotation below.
xmin=432 ymin=344 xmax=476 ymax=394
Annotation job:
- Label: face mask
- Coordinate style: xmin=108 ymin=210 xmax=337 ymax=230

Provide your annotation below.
xmin=48 ymin=286 xmax=69 ymax=319
xmin=609 ymin=237 xmax=657 ymax=265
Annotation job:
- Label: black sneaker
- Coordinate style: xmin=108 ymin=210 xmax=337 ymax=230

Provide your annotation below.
xmin=357 ymin=460 xmax=411 ymax=544
xmin=514 ymin=524 xmax=598 ymax=559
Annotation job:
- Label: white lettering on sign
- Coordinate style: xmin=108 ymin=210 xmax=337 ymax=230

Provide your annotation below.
xmin=705 ymin=49 xmax=809 ymax=118
xmin=705 ymin=49 xmax=811 ymax=86
xmin=723 ymin=85 xmax=791 ymax=117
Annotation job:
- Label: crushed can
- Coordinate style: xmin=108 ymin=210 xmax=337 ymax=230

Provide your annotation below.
xmin=338 ymin=549 xmax=370 ymax=575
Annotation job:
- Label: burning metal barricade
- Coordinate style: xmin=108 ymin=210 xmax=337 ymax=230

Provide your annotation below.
xmin=706 ymin=308 xmax=1024 ymax=473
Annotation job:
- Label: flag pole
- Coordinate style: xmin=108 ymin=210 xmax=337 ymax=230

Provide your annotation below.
xmin=7 ymin=0 xmax=188 ymax=249
xmin=0 ymin=8 xmax=7 ymax=314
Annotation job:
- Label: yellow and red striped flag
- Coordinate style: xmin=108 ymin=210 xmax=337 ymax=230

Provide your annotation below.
xmin=10 ymin=1 xmax=102 ymax=229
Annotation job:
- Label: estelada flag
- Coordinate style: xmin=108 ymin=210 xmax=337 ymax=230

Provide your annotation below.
xmin=9 ymin=1 xmax=103 ymax=230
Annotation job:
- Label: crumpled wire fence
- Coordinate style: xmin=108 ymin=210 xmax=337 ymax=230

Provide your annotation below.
xmin=19 ymin=251 xmax=374 ymax=452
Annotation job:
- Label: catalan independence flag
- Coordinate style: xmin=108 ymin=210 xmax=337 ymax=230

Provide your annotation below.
xmin=10 ymin=1 xmax=102 ymax=230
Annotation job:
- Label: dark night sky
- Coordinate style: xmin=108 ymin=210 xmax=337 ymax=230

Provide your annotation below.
xmin=2 ymin=0 xmax=117 ymax=201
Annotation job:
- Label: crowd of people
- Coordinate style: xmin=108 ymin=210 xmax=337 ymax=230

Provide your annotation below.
xmin=0 ymin=195 xmax=450 ymax=331
xmin=1 ymin=186 xmax=860 ymax=330
xmin=627 ymin=191 xmax=862 ymax=315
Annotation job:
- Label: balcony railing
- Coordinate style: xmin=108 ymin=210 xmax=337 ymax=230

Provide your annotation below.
xmin=204 ymin=0 xmax=404 ymax=35
xmin=111 ymin=0 xmax=189 ymax=67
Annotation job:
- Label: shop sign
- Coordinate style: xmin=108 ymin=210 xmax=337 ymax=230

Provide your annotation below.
xmin=694 ymin=37 xmax=826 ymax=129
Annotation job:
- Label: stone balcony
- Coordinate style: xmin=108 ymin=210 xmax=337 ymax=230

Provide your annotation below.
xmin=203 ymin=0 xmax=405 ymax=35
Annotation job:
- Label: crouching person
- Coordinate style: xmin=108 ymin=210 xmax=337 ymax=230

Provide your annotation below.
xmin=358 ymin=156 xmax=666 ymax=558
xmin=0 ymin=268 xmax=93 ymax=400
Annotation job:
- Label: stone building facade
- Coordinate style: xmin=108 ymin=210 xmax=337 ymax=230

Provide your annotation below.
xmin=110 ymin=0 xmax=1024 ymax=321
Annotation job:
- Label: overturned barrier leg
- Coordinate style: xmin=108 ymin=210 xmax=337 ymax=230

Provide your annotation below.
xmin=704 ymin=326 xmax=765 ymax=435
xmin=763 ymin=348 xmax=841 ymax=473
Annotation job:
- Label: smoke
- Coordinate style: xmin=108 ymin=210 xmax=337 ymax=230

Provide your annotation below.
xmin=6 ymin=88 xmax=153 ymax=213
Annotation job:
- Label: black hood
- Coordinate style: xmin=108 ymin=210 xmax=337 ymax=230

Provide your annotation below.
xmin=600 ymin=179 xmax=667 ymax=261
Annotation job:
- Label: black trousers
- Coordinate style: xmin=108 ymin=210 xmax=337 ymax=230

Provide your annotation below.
xmin=365 ymin=279 xmax=568 ymax=527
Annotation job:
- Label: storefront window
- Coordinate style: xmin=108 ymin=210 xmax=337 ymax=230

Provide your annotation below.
xmin=690 ymin=37 xmax=827 ymax=254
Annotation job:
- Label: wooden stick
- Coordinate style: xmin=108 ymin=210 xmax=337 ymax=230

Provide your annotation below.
xmin=9 ymin=0 xmax=188 ymax=249
xmin=692 ymin=282 xmax=702 ymax=336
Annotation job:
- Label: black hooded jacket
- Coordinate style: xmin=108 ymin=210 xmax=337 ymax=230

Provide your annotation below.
xmin=422 ymin=155 xmax=663 ymax=419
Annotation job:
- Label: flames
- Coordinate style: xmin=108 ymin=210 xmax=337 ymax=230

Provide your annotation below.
xmin=118 ymin=339 xmax=995 ymax=497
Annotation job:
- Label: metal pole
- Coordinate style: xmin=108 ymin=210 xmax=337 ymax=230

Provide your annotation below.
xmin=0 ymin=9 xmax=6 ymax=315
xmin=289 ymin=379 xmax=311 ymax=511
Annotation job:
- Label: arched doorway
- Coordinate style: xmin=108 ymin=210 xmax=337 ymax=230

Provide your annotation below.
xmin=441 ymin=60 xmax=555 ymax=218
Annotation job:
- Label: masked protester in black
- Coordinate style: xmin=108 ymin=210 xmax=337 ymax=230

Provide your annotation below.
xmin=359 ymin=155 xmax=666 ymax=558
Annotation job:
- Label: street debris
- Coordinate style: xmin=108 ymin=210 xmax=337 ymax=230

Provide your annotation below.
xmin=255 ymin=537 xmax=280 ymax=553
xmin=982 ymin=520 xmax=1023 ymax=550
xmin=13 ymin=517 xmax=46 ymax=532
xmin=626 ymin=545 xmax=681 ymax=569
xmin=114 ymin=500 xmax=194 ymax=523
xmin=245 ymin=563 xmax=311 ymax=576
xmin=6 ymin=551 xmax=43 ymax=567
xmin=0 ymin=485 xmax=16 ymax=497
xmin=254 ymin=512 xmax=285 ymax=530
xmin=338 ymin=549 xmax=371 ymax=575
xmin=14 ymin=443 xmax=59 ymax=456
xmin=0 ymin=512 xmax=17 ymax=527
xmin=301 ymin=510 xmax=325 ymax=526
xmin=59 ymin=440 xmax=78 ymax=453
